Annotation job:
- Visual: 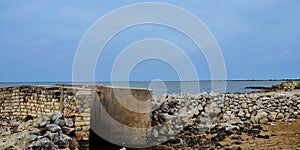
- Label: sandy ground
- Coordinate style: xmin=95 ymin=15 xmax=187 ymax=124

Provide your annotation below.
xmin=222 ymin=119 xmax=300 ymax=150
xmin=238 ymin=90 xmax=300 ymax=149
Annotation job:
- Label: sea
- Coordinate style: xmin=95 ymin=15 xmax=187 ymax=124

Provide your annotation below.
xmin=0 ymin=80 xmax=283 ymax=97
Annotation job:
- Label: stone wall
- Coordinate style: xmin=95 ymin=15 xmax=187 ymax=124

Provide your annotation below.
xmin=0 ymin=85 xmax=92 ymax=141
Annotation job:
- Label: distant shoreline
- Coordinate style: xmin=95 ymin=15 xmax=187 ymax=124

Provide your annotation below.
xmin=0 ymin=79 xmax=299 ymax=83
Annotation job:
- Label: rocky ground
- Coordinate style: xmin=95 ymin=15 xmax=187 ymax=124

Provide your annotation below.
xmin=0 ymin=113 xmax=79 ymax=150
xmin=1 ymin=81 xmax=300 ymax=150
xmin=150 ymin=90 xmax=300 ymax=149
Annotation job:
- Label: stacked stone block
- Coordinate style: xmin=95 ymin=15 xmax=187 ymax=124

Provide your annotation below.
xmin=0 ymin=85 xmax=92 ymax=141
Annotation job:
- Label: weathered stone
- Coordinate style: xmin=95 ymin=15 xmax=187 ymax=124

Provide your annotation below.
xmin=35 ymin=137 xmax=53 ymax=148
xmin=248 ymin=107 xmax=254 ymax=113
xmin=59 ymin=133 xmax=72 ymax=148
xmin=259 ymin=117 xmax=269 ymax=124
xmin=237 ymin=111 xmax=245 ymax=118
xmin=269 ymin=112 xmax=277 ymax=121
xmin=276 ymin=113 xmax=285 ymax=119
xmin=46 ymin=124 xmax=61 ymax=133
xmin=241 ymin=103 xmax=248 ymax=109
xmin=54 ymin=119 xmax=66 ymax=127
xmin=245 ymin=113 xmax=251 ymax=119
xmin=62 ymin=126 xmax=75 ymax=135
xmin=230 ymin=117 xmax=242 ymax=125
xmin=30 ymin=128 xmax=41 ymax=136
xmin=33 ymin=116 xmax=50 ymax=127
xmin=50 ymin=113 xmax=63 ymax=122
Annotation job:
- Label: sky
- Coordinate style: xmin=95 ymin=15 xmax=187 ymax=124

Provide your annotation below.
xmin=0 ymin=0 xmax=299 ymax=82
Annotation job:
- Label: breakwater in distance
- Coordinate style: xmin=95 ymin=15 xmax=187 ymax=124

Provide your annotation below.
xmin=0 ymin=80 xmax=284 ymax=97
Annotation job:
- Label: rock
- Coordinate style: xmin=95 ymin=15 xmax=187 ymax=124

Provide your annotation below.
xmin=241 ymin=103 xmax=248 ymax=109
xmin=276 ymin=113 xmax=285 ymax=119
xmin=237 ymin=111 xmax=245 ymax=118
xmin=44 ymin=131 xmax=60 ymax=144
xmin=259 ymin=117 xmax=269 ymax=124
xmin=27 ymin=134 xmax=38 ymax=142
xmin=152 ymin=129 xmax=159 ymax=138
xmin=54 ymin=119 xmax=66 ymax=127
xmin=230 ymin=118 xmax=242 ymax=125
xmin=46 ymin=124 xmax=61 ymax=133
xmin=62 ymin=126 xmax=75 ymax=135
xmin=256 ymin=112 xmax=268 ymax=120
xmin=59 ymin=133 xmax=72 ymax=148
xmin=250 ymin=111 xmax=268 ymax=124
xmin=64 ymin=118 xmax=74 ymax=127
xmin=198 ymin=105 xmax=203 ymax=111
xmin=160 ymin=126 xmax=169 ymax=135
xmin=35 ymin=137 xmax=54 ymax=148
xmin=33 ymin=116 xmax=50 ymax=128
xmin=16 ymin=122 xmax=27 ymax=132
xmin=245 ymin=113 xmax=251 ymax=119
xmin=50 ymin=113 xmax=63 ymax=122
xmin=30 ymin=128 xmax=41 ymax=136
xmin=248 ymin=107 xmax=254 ymax=113
xmin=269 ymin=112 xmax=277 ymax=121
xmin=239 ymin=95 xmax=245 ymax=98
xmin=168 ymin=129 xmax=175 ymax=135
xmin=251 ymin=114 xmax=258 ymax=124
xmin=261 ymin=97 xmax=270 ymax=101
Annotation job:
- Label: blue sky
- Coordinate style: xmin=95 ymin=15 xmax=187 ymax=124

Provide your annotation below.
xmin=0 ymin=0 xmax=299 ymax=82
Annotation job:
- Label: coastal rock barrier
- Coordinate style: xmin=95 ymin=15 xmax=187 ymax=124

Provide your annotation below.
xmin=0 ymin=85 xmax=92 ymax=142
xmin=151 ymin=92 xmax=300 ymax=148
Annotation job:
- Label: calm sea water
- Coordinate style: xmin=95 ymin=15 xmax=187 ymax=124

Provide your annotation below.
xmin=0 ymin=81 xmax=282 ymax=97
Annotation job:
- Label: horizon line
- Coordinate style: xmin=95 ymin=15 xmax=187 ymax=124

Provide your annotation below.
xmin=0 ymin=79 xmax=299 ymax=83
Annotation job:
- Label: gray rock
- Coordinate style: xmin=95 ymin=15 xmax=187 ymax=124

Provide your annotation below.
xmin=59 ymin=133 xmax=72 ymax=148
xmin=160 ymin=126 xmax=169 ymax=135
xmin=27 ymin=134 xmax=38 ymax=142
xmin=64 ymin=118 xmax=74 ymax=127
xmin=46 ymin=124 xmax=61 ymax=133
xmin=50 ymin=113 xmax=63 ymax=122
xmin=250 ymin=111 xmax=268 ymax=124
xmin=16 ymin=122 xmax=27 ymax=132
xmin=256 ymin=111 xmax=268 ymax=121
xmin=30 ymin=128 xmax=41 ymax=136
xmin=276 ymin=113 xmax=285 ymax=119
xmin=237 ymin=110 xmax=245 ymax=118
xmin=54 ymin=119 xmax=66 ymax=127
xmin=33 ymin=116 xmax=50 ymax=128
xmin=35 ymin=138 xmax=53 ymax=148
xmin=44 ymin=131 xmax=60 ymax=144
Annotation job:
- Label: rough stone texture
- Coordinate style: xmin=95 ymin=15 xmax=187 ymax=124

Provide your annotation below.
xmin=151 ymin=92 xmax=300 ymax=144
xmin=0 ymin=85 xmax=92 ymax=141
